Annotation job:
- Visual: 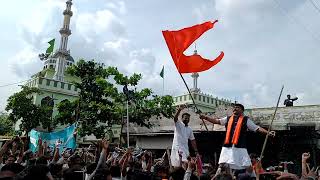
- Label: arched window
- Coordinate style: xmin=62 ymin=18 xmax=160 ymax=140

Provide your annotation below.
xmin=41 ymin=96 xmax=54 ymax=107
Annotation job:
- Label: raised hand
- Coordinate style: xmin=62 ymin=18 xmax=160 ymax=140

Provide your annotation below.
xmin=199 ymin=114 xmax=207 ymax=120
xmin=12 ymin=141 xmax=18 ymax=147
xmin=268 ymin=131 xmax=276 ymax=137
xmin=56 ymin=139 xmax=62 ymax=148
xmin=187 ymin=157 xmax=196 ymax=171
xmin=102 ymin=139 xmax=109 ymax=150
xmin=38 ymin=137 xmax=42 ymax=145
xmin=177 ymin=104 xmax=187 ymax=111
xmin=302 ymin=152 xmax=310 ymax=162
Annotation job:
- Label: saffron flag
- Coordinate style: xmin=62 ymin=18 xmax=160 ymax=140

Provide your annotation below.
xmin=46 ymin=38 xmax=55 ymax=54
xmin=160 ymin=66 xmax=164 ymax=78
xmin=162 ymin=21 xmax=224 ymax=73
xmin=197 ymin=156 xmax=203 ymax=176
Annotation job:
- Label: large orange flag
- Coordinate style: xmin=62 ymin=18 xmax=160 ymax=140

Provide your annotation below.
xmin=162 ymin=20 xmax=224 ymax=73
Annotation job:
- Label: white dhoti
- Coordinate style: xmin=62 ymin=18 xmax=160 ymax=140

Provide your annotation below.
xmin=170 ymin=147 xmax=189 ymax=167
xmin=218 ymin=146 xmax=251 ymax=170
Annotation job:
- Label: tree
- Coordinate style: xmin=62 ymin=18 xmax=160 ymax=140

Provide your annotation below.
xmin=56 ymin=59 xmax=175 ymax=139
xmin=0 ymin=112 xmax=14 ymax=136
xmin=5 ymin=86 xmax=53 ymax=133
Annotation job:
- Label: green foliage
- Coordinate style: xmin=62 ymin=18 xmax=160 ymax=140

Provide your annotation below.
xmin=59 ymin=59 xmax=175 ymax=138
xmin=0 ymin=112 xmax=14 ymax=136
xmin=5 ymin=86 xmax=53 ymax=132
xmin=55 ymin=99 xmax=79 ymax=126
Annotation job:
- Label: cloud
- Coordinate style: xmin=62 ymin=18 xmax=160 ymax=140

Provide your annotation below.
xmin=9 ymin=47 xmax=42 ymax=78
xmin=106 ymin=1 xmax=126 ymax=15
xmin=76 ymin=9 xmax=126 ymax=43
xmin=126 ymin=48 xmax=156 ymax=76
xmin=103 ymin=38 xmax=129 ymax=50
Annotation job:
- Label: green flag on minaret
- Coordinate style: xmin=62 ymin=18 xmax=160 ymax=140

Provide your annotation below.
xmin=46 ymin=39 xmax=55 ymax=54
xmin=160 ymin=66 xmax=164 ymax=78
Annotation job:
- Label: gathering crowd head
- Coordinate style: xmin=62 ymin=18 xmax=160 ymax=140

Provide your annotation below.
xmin=0 ymin=135 xmax=317 ymax=180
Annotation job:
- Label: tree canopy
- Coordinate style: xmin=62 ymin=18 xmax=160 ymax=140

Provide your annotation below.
xmin=57 ymin=59 xmax=175 ymax=138
xmin=5 ymin=86 xmax=52 ymax=133
xmin=0 ymin=112 xmax=14 ymax=136
xmin=5 ymin=60 xmax=175 ymax=138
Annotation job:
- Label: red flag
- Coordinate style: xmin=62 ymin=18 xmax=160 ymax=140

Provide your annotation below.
xmin=162 ymin=20 xmax=224 ymax=73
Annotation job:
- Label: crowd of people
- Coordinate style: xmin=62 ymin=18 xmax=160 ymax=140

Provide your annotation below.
xmin=0 ymin=103 xmax=318 ymax=180
xmin=0 ymin=135 xmax=318 ymax=180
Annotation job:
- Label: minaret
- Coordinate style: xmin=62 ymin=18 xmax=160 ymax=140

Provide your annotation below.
xmin=53 ymin=0 xmax=73 ymax=81
xmin=191 ymin=49 xmax=200 ymax=93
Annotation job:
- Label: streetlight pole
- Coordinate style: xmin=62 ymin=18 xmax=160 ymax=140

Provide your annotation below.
xmin=126 ymin=100 xmax=129 ymax=148
xmin=123 ymin=84 xmax=132 ymax=148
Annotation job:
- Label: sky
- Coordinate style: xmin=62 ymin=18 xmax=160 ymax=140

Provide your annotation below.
xmin=0 ymin=0 xmax=320 ymax=111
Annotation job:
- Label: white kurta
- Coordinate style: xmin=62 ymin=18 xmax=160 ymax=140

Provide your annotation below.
xmin=171 ymin=120 xmax=195 ymax=167
xmin=218 ymin=117 xmax=260 ymax=170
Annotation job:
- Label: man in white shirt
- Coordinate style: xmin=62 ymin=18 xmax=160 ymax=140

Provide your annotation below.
xmin=199 ymin=103 xmax=275 ymax=171
xmin=171 ymin=105 xmax=199 ymax=168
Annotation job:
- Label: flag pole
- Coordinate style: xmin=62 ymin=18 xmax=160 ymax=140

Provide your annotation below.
xmin=162 ymin=75 xmax=164 ymax=96
xmin=259 ymin=85 xmax=284 ymax=161
xmin=179 ymin=73 xmax=209 ymax=132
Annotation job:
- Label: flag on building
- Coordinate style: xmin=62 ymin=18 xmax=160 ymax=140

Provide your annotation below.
xmin=46 ymin=38 xmax=55 ymax=54
xmin=160 ymin=66 xmax=164 ymax=78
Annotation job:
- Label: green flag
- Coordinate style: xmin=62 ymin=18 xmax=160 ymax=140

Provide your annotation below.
xmin=160 ymin=66 xmax=164 ymax=78
xmin=46 ymin=39 xmax=55 ymax=54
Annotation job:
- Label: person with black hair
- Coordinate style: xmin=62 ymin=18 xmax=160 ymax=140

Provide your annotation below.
xmin=170 ymin=167 xmax=185 ymax=180
xmin=22 ymin=164 xmax=53 ymax=180
xmin=200 ymin=103 xmax=275 ymax=173
xmin=284 ymin=95 xmax=298 ymax=107
xmin=171 ymin=105 xmax=199 ymax=168
xmin=91 ymin=168 xmax=112 ymax=180
xmin=1 ymin=163 xmax=24 ymax=176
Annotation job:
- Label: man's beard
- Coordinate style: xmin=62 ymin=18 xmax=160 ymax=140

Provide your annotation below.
xmin=183 ymin=120 xmax=188 ymax=125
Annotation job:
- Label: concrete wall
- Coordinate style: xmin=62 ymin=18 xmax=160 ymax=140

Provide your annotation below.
xmin=246 ymin=105 xmax=320 ymax=130
xmin=136 ymin=136 xmax=173 ymax=149
xmin=25 ymin=77 xmax=79 ymax=117
xmin=129 ymin=104 xmax=320 ymax=135
xmin=173 ymin=93 xmax=232 ymax=113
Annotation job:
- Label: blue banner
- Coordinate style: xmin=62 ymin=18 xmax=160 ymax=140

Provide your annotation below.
xmin=29 ymin=124 xmax=76 ymax=153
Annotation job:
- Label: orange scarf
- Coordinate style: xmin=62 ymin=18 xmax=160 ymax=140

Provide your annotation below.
xmin=224 ymin=115 xmax=244 ymax=145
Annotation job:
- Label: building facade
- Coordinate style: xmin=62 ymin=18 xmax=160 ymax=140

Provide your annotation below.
xmin=173 ymin=68 xmax=232 ymax=112
xmin=25 ymin=0 xmax=78 ymax=115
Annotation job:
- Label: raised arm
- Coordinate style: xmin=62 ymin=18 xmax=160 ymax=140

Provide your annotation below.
xmin=37 ymin=138 xmax=43 ymax=157
xmin=52 ymin=141 xmax=62 ymax=163
xmin=190 ymin=140 xmax=198 ymax=155
xmin=121 ymin=152 xmax=131 ymax=177
xmin=16 ymin=141 xmax=25 ymax=164
xmin=146 ymin=152 xmax=153 ymax=172
xmin=87 ymin=139 xmax=109 ymax=180
xmin=174 ymin=105 xmax=186 ymax=122
xmin=199 ymin=114 xmax=221 ymax=125
xmin=256 ymin=127 xmax=275 ymax=137
xmin=301 ymin=152 xmax=310 ymax=178
xmin=0 ymin=140 xmax=12 ymax=161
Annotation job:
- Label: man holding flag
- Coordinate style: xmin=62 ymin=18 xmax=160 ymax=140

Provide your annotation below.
xmin=162 ymin=20 xmax=224 ymax=170
xmin=199 ymin=104 xmax=275 ymax=173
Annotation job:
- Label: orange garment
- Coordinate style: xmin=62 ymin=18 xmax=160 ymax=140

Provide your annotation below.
xmin=162 ymin=21 xmax=224 ymax=73
xmin=224 ymin=115 xmax=245 ymax=145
